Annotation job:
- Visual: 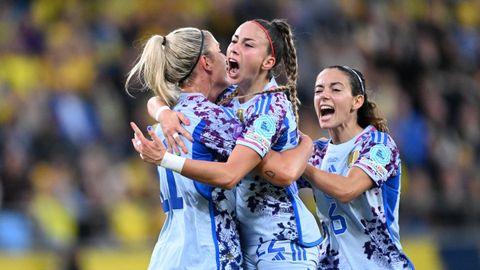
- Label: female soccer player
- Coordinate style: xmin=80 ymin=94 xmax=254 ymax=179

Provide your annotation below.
xmin=126 ymin=27 xmax=243 ymax=270
xmin=133 ymin=19 xmax=323 ymax=269
xmin=305 ymin=66 xmax=413 ymax=269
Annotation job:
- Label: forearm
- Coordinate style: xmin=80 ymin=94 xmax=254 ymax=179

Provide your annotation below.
xmin=181 ymin=159 xmax=239 ymax=189
xmin=257 ymin=135 xmax=313 ymax=187
xmin=305 ymin=165 xmax=368 ymax=203
xmin=180 ymin=145 xmax=262 ymax=190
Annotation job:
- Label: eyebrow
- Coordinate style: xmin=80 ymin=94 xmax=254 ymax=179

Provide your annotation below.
xmin=315 ymin=81 xmax=344 ymax=88
xmin=232 ymin=34 xmax=255 ymax=42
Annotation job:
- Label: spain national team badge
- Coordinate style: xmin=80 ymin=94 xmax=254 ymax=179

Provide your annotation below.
xmin=347 ymin=150 xmax=360 ymax=167
xmin=369 ymin=144 xmax=391 ymax=165
xmin=253 ymin=115 xmax=276 ymax=139
xmin=236 ymin=108 xmax=244 ymax=123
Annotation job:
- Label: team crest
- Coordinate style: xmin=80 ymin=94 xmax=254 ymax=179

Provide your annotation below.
xmin=369 ymin=144 xmax=391 ymax=166
xmin=236 ymin=108 xmax=244 ymax=123
xmin=253 ymin=115 xmax=276 ymax=139
xmin=347 ymin=150 xmax=360 ymax=167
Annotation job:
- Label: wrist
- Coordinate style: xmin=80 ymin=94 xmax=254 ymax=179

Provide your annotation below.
xmin=160 ymin=152 xmax=186 ymax=173
xmin=154 ymin=106 xmax=170 ymax=122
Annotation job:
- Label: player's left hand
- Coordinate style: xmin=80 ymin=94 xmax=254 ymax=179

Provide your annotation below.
xmin=130 ymin=121 xmax=167 ymax=165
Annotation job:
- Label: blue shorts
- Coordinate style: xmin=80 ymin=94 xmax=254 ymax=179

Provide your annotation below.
xmin=243 ymin=240 xmax=320 ymax=270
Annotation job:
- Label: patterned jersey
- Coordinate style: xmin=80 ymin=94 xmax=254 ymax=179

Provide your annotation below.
xmin=148 ymin=93 xmax=243 ymax=270
xmin=309 ymin=126 xmax=413 ymax=270
xmin=223 ymin=80 xmax=323 ymax=248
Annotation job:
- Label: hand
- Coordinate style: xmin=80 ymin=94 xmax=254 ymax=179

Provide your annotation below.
xmin=298 ymin=131 xmax=314 ymax=154
xmin=158 ymin=110 xmax=193 ymax=155
xmin=130 ymin=122 xmax=167 ymax=165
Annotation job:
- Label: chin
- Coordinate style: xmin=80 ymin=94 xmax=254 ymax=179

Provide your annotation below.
xmin=319 ymin=121 xmax=333 ymax=129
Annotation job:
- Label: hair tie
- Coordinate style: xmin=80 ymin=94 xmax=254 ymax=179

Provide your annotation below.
xmin=162 ymin=36 xmax=167 ymax=46
xmin=250 ymin=20 xmax=275 ymax=60
xmin=179 ymin=30 xmax=204 ymax=83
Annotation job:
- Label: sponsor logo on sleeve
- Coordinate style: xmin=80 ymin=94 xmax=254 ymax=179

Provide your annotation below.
xmin=359 ymin=158 xmax=388 ymax=179
xmin=244 ymin=130 xmax=271 ymax=150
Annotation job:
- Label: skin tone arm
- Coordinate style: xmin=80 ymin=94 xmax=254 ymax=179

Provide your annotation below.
xmin=304 ymin=164 xmax=374 ymax=203
xmin=255 ymin=134 xmax=313 ymax=187
xmin=147 ymin=96 xmax=193 ymax=154
xmin=131 ymin=122 xmax=313 ymax=189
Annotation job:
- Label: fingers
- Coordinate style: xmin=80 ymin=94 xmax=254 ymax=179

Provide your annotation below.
xmin=177 ymin=112 xmax=190 ymax=126
xmin=130 ymin=122 xmax=142 ymax=136
xmin=177 ymin=126 xmax=193 ymax=142
xmin=147 ymin=126 xmax=163 ymax=145
xmin=171 ymin=132 xmax=188 ymax=154
xmin=169 ymin=135 xmax=182 ymax=155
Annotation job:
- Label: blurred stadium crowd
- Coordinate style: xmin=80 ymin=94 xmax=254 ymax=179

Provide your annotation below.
xmin=0 ymin=0 xmax=479 ymax=268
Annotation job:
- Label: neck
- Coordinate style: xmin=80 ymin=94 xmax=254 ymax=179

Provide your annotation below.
xmin=236 ymin=75 xmax=270 ymax=102
xmin=182 ymin=74 xmax=217 ymax=102
xmin=328 ymin=121 xmax=364 ymax=145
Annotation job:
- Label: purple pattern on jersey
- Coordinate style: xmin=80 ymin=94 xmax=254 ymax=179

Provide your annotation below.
xmin=361 ymin=206 xmax=410 ymax=268
xmin=298 ymin=139 xmax=329 ymax=189
xmin=211 ymin=189 xmax=243 ymax=269
xmin=309 ymin=138 xmax=329 ymax=167
xmin=216 ymin=85 xmax=237 ymax=107
xmin=318 ymin=237 xmax=340 ymax=270
xmin=176 ymin=94 xmax=243 ymax=268
xmin=354 ymin=132 xmax=401 ymax=187
xmin=178 ymin=94 xmax=242 ymax=158
xmin=245 ymin=174 xmax=297 ymax=243
xmin=246 ymin=177 xmax=295 ymax=216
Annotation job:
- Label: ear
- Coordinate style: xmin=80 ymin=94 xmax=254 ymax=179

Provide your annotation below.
xmin=199 ymin=55 xmax=212 ymax=72
xmin=261 ymin=56 xmax=276 ymax=71
xmin=352 ymin=95 xmax=364 ymax=110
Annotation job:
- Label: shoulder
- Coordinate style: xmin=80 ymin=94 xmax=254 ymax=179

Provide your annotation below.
xmin=216 ymin=85 xmax=237 ymax=105
xmin=359 ymin=130 xmax=399 ymax=154
xmin=177 ymin=94 xmax=233 ymax=123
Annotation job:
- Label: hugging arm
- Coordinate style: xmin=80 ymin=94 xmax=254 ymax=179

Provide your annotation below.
xmin=131 ymin=121 xmax=261 ymax=190
xmin=256 ymin=133 xmax=313 ymax=187
xmin=304 ymin=165 xmax=373 ymax=203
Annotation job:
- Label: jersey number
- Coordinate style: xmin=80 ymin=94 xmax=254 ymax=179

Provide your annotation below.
xmin=161 ymin=169 xmax=184 ymax=211
xmin=328 ymin=202 xmax=347 ymax=235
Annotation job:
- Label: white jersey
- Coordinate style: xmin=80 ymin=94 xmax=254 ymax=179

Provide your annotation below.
xmin=308 ymin=126 xmax=413 ymax=270
xmin=223 ymin=80 xmax=323 ymax=249
xmin=148 ymin=93 xmax=243 ymax=270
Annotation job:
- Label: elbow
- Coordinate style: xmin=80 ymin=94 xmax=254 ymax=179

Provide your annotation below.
xmin=269 ymin=170 xmax=297 ymax=187
xmin=336 ymin=189 xmax=357 ymax=204
xmin=217 ymin=172 xmax=242 ymax=190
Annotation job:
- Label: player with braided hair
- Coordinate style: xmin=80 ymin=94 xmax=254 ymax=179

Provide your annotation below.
xmin=135 ymin=19 xmax=323 ymax=269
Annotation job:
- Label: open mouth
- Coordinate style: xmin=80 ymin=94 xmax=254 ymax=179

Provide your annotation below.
xmin=320 ymin=105 xmax=335 ymax=117
xmin=227 ymin=58 xmax=239 ymax=78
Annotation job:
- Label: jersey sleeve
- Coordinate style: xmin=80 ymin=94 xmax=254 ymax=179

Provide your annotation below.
xmin=236 ymin=93 xmax=289 ymax=158
xmin=179 ymin=95 xmax=242 ymax=158
xmin=352 ymin=132 xmax=401 ymax=188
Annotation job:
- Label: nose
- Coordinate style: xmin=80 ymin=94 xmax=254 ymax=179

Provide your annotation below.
xmin=227 ymin=43 xmax=238 ymax=56
xmin=317 ymin=90 xmax=331 ymax=100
